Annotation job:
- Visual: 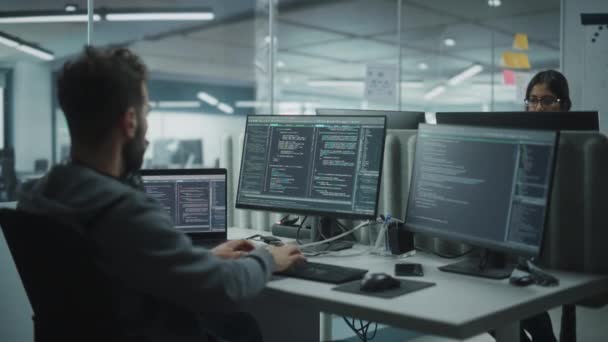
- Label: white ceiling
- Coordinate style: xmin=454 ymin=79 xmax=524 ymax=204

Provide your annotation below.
xmin=0 ymin=0 xmax=561 ymax=107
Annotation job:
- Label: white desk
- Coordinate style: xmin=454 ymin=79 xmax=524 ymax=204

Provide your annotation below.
xmin=230 ymin=228 xmax=608 ymax=341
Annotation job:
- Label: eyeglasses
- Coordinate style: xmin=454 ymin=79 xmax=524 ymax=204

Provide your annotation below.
xmin=524 ymin=96 xmax=561 ymax=108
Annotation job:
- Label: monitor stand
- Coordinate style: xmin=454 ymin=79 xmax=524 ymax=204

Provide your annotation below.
xmin=438 ymin=249 xmax=514 ymax=279
xmin=307 ymin=216 xmax=355 ymax=252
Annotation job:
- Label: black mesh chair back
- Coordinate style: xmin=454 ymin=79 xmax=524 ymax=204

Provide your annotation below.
xmin=0 ymin=209 xmax=121 ymax=342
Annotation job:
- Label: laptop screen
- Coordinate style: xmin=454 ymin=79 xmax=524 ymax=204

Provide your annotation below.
xmin=140 ymin=169 xmax=227 ymax=237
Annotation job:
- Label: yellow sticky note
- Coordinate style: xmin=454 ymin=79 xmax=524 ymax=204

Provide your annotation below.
xmin=502 ymin=52 xmax=531 ymax=69
xmin=513 ymin=33 xmax=529 ymax=50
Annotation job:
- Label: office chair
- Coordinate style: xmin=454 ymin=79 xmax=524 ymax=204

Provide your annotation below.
xmin=1 ymin=209 xmax=222 ymax=342
xmin=0 ymin=209 xmax=121 ymax=342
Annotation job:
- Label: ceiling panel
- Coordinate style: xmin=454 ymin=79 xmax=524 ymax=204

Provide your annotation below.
xmin=403 ymin=0 xmax=560 ymax=21
xmin=133 ymin=36 xmax=253 ymax=67
xmin=276 ymin=52 xmax=338 ymax=70
xmin=451 ymin=45 xmax=559 ymax=69
xmin=187 ymin=20 xmax=255 ymax=48
xmin=485 ymin=11 xmax=560 ymax=43
xmin=288 ymin=38 xmax=398 ymax=62
xmin=279 ymin=0 xmax=398 ymax=36
xmin=277 ymin=22 xmax=346 ymax=50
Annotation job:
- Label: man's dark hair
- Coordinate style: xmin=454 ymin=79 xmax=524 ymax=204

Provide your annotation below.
xmin=525 ymin=70 xmax=572 ymax=111
xmin=57 ymin=46 xmax=148 ymax=146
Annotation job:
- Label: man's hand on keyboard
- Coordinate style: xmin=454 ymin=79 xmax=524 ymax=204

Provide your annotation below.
xmin=212 ymin=239 xmax=255 ymax=259
xmin=266 ymin=244 xmax=306 ymax=272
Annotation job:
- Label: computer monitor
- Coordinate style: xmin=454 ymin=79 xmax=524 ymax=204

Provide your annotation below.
xmin=152 ymin=139 xmax=204 ymax=168
xmin=172 ymin=139 xmax=203 ymax=167
xmin=405 ymin=124 xmax=558 ymax=279
xmin=435 ymin=111 xmax=599 ymax=131
xmin=316 ymin=108 xmax=424 ymax=129
xmin=140 ymin=168 xmax=227 ymax=244
xmin=236 ymin=115 xmax=386 ymax=242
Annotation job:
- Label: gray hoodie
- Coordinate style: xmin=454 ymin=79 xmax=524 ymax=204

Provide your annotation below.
xmin=17 ymin=164 xmax=275 ymax=340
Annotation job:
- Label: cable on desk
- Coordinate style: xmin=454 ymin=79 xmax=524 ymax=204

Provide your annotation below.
xmin=335 ymin=220 xmax=358 ymax=241
xmin=298 ymin=221 xmax=370 ymax=249
xmin=295 ymin=216 xmax=308 ymax=245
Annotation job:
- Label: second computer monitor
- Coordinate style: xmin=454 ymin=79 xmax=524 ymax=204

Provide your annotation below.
xmin=316 ymin=108 xmax=424 ymax=129
xmin=435 ymin=111 xmax=599 ymax=131
xmin=236 ymin=115 xmax=386 ymax=220
xmin=405 ymin=124 xmax=558 ymax=278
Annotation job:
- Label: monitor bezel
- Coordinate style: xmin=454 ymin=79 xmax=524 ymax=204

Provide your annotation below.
xmin=316 ymin=108 xmax=425 ymax=130
xmin=139 ymin=168 xmax=228 ymax=241
xmin=235 ymin=114 xmax=387 ymax=220
xmin=404 ymin=124 xmax=560 ymax=258
xmin=434 ymin=111 xmax=599 ymax=131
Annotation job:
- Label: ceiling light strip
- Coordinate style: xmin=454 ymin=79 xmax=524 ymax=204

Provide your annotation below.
xmin=105 ymin=12 xmax=214 ymax=21
xmin=0 ymin=14 xmax=101 ymax=23
xmin=0 ymin=32 xmax=54 ymax=61
xmin=424 ymin=85 xmax=446 ymax=101
xmin=197 ymin=92 xmax=219 ymax=106
xmin=447 ymin=64 xmax=484 ymax=86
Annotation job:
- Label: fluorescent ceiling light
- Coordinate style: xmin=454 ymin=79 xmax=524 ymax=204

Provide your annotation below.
xmin=424 ymin=85 xmax=446 ymax=100
xmin=418 ymin=62 xmax=429 ymax=70
xmin=277 ymin=60 xmax=286 ymax=68
xmin=157 ymin=101 xmax=200 ymax=108
xmin=197 ymin=92 xmax=219 ymax=106
xmin=236 ymin=101 xmax=268 ymax=108
xmin=443 ymin=38 xmax=456 ymax=47
xmin=217 ymin=103 xmax=234 ymax=114
xmin=0 ymin=14 xmax=101 ymax=23
xmin=447 ymin=64 xmax=484 ymax=86
xmin=16 ymin=45 xmax=54 ymax=61
xmin=64 ymin=4 xmax=78 ymax=12
xmin=0 ymin=35 xmax=19 ymax=48
xmin=105 ymin=12 xmax=214 ymax=21
xmin=488 ymin=0 xmax=502 ymax=7
xmin=0 ymin=32 xmax=54 ymax=60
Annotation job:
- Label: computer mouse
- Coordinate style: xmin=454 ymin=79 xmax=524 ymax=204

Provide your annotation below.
xmin=360 ymin=272 xmax=401 ymax=292
xmin=510 ymin=275 xmax=535 ymax=287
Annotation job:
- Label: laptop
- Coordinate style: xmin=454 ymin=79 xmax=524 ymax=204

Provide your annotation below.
xmin=139 ymin=168 xmax=228 ymax=247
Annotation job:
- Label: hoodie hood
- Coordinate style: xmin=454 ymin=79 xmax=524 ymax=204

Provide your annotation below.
xmin=18 ymin=164 xmax=134 ymax=226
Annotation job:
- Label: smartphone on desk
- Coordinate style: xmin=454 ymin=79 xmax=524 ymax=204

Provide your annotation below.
xmin=395 ymin=263 xmax=423 ymax=277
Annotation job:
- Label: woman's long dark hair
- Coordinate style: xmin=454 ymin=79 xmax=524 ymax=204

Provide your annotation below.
xmin=525 ymin=70 xmax=572 ymax=111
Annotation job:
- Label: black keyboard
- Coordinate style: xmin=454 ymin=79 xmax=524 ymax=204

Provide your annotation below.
xmin=275 ymin=261 xmax=368 ymax=284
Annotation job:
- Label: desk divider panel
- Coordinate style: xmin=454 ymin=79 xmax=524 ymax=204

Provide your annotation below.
xmin=541 ymin=131 xmax=608 ymax=307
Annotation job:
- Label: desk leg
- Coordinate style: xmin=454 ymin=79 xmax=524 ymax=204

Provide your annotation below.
xmin=320 ymin=312 xmax=332 ymax=341
xmin=245 ymin=291 xmax=319 ymax=342
xmin=495 ymin=321 xmax=519 ymax=342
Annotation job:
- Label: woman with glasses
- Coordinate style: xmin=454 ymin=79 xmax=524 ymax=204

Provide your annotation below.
xmin=520 ymin=69 xmax=575 ymax=342
xmin=524 ymin=69 xmax=572 ymax=112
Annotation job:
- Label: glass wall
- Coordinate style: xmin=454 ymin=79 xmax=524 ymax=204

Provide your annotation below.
xmin=273 ymin=0 xmax=560 ymax=115
xmin=0 ymin=0 xmax=561 ymax=169
xmin=0 ymin=1 xmax=87 ymax=179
